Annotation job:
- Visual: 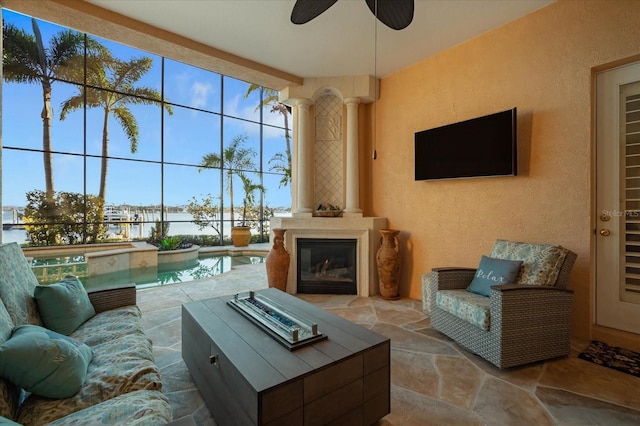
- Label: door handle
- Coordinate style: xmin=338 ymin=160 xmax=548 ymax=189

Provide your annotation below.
xmin=600 ymin=229 xmax=611 ymax=236
xmin=209 ymin=354 xmax=219 ymax=368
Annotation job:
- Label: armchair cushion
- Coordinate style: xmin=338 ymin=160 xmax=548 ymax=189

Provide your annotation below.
xmin=466 ymin=255 xmax=522 ymax=297
xmin=489 ymin=239 xmax=568 ymax=286
xmin=436 ymin=289 xmax=491 ymax=331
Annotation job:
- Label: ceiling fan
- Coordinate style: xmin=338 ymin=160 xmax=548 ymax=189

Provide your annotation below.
xmin=291 ymin=0 xmax=414 ymax=31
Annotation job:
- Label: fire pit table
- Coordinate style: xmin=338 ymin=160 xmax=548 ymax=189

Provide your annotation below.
xmin=182 ymin=288 xmax=390 ymax=425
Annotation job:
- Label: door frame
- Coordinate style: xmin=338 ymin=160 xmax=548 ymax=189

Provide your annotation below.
xmin=591 ymin=57 xmax=640 ymax=351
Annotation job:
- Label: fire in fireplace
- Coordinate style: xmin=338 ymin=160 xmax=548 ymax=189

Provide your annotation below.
xmin=297 ymin=238 xmax=357 ymax=294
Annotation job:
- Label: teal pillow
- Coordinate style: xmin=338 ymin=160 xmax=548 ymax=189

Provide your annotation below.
xmin=0 ymin=325 xmax=92 ymax=398
xmin=34 ymin=275 xmax=95 ymax=335
xmin=467 ymin=255 xmax=523 ymax=297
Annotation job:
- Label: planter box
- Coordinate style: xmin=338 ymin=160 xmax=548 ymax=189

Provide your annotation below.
xmin=157 ymin=244 xmax=200 ymax=271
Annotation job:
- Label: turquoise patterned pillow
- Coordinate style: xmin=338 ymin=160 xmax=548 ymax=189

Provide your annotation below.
xmin=467 ymin=255 xmax=523 ymax=297
xmin=0 ymin=325 xmax=92 ymax=399
xmin=34 ymin=275 xmax=95 ymax=335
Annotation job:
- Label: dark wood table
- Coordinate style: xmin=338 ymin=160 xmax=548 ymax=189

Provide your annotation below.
xmin=182 ymin=288 xmax=390 ymax=426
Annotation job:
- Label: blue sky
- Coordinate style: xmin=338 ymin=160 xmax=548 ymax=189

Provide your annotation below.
xmin=2 ymin=10 xmax=292 ymax=209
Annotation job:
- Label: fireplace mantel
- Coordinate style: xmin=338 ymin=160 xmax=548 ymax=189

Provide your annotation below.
xmin=270 ymin=216 xmax=387 ymax=296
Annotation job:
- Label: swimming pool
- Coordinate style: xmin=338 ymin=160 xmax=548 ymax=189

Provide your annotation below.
xmin=31 ymin=253 xmax=266 ymax=290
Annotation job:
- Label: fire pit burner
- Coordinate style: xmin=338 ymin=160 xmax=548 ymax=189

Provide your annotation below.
xmin=227 ymin=291 xmax=327 ymax=350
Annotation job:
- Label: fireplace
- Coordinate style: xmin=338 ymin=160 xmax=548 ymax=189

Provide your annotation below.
xmin=297 ymin=238 xmax=357 ymax=294
xmin=269 ymin=216 xmax=387 ymax=296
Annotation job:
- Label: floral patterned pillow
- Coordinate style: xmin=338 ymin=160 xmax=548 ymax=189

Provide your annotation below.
xmin=489 ymin=239 xmax=568 ymax=286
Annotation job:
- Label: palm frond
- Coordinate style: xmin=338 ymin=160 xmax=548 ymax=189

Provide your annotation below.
xmin=200 ymin=153 xmax=222 ymax=170
xmin=113 ymin=106 xmax=139 ymax=152
xmin=48 ymin=30 xmax=86 ymax=72
xmin=31 ymin=18 xmax=48 ymax=76
xmin=59 ymin=93 xmax=85 ymax=120
xmin=2 ymin=23 xmax=41 ymax=82
xmin=112 ymin=57 xmax=153 ymax=90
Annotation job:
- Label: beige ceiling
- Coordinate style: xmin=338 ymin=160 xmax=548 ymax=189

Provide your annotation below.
xmin=84 ymin=0 xmax=554 ymax=82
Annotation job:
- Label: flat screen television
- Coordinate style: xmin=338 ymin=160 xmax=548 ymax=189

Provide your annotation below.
xmin=414 ymin=108 xmax=517 ymax=181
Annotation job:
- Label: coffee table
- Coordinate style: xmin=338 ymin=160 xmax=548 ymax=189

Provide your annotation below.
xmin=182 ymin=288 xmax=390 ymax=426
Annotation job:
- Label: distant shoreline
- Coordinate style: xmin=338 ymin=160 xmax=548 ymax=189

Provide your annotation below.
xmin=2 ymin=211 xmax=291 ymax=244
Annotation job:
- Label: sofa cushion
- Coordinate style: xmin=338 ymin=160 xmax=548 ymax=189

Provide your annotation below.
xmin=0 ymin=243 xmax=42 ymax=326
xmin=0 ymin=303 xmax=19 ymax=421
xmin=467 ymin=256 xmax=522 ymax=297
xmin=70 ymin=305 xmax=144 ymax=347
xmin=0 ymin=325 xmax=92 ymax=399
xmin=18 ymin=389 xmax=172 ymax=426
xmin=18 ymin=307 xmax=163 ymax=423
xmin=34 ymin=275 xmax=95 ymax=335
xmin=490 ymin=239 xmax=568 ymax=286
xmin=436 ymin=289 xmax=491 ymax=331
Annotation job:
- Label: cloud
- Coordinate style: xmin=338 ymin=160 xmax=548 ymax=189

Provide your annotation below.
xmin=191 ymin=81 xmax=214 ymax=109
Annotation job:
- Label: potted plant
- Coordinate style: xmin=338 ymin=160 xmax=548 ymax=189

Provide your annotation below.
xmin=232 ymin=175 xmax=265 ymax=247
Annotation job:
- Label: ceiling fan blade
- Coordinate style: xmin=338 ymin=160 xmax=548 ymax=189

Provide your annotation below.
xmin=366 ymin=0 xmax=414 ymax=30
xmin=291 ymin=0 xmax=339 ymax=25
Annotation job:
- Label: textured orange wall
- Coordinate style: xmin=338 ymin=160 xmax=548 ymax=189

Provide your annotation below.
xmin=372 ymin=0 xmax=640 ymax=339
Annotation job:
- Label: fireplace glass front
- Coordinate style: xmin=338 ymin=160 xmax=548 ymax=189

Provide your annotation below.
xmin=297 ymin=238 xmax=357 ymax=294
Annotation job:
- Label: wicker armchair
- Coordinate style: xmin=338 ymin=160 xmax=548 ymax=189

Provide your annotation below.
xmin=428 ymin=240 xmax=577 ymax=369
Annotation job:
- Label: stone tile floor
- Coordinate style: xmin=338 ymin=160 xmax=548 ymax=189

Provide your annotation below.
xmin=138 ymin=261 xmax=640 ymax=425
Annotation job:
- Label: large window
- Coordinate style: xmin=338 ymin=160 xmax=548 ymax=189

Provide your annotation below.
xmin=1 ymin=10 xmax=292 ymax=247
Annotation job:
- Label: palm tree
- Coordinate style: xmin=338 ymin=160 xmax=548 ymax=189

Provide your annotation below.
xmin=60 ymin=54 xmax=173 ymax=200
xmin=243 ymin=85 xmax=292 ymax=189
xmin=199 ymin=134 xmax=257 ymax=225
xmin=238 ymin=174 xmax=266 ymax=227
xmin=3 ymin=19 xmax=98 ymax=199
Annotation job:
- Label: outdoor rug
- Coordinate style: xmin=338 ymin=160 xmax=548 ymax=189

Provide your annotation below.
xmin=578 ymin=340 xmax=640 ymax=378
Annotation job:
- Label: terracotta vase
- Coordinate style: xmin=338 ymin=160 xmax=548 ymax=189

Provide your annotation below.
xmin=266 ymin=228 xmax=290 ymax=291
xmin=376 ymin=229 xmax=401 ymax=300
xmin=231 ymin=226 xmax=251 ymax=247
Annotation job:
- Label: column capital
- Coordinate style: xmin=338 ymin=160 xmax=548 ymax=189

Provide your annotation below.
xmin=296 ymin=98 xmax=314 ymax=107
xmin=344 ymin=97 xmax=361 ymax=105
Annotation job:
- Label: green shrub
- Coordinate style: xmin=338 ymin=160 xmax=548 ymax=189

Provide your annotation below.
xmin=23 ymin=190 xmax=106 ymax=246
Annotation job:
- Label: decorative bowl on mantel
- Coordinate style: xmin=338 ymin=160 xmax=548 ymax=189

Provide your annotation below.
xmin=313 ymin=210 xmax=343 ymax=217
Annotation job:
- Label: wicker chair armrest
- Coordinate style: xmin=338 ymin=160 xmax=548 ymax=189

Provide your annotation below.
xmin=431 ymin=267 xmax=477 ymax=290
xmin=88 ymin=284 xmax=137 ymax=313
xmin=489 ymin=284 xmax=573 ymax=329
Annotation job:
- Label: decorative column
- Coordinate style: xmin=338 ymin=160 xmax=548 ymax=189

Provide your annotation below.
xmin=294 ymin=98 xmax=314 ymax=215
xmin=343 ymin=97 xmax=362 ymax=216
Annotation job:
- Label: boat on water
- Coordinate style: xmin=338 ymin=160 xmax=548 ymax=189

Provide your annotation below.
xmin=103 ymin=206 xmax=132 ymax=223
xmin=2 ymin=208 xmax=24 ymax=230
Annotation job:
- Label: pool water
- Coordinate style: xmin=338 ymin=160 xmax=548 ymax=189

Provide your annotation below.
xmin=31 ymin=254 xmax=265 ymax=290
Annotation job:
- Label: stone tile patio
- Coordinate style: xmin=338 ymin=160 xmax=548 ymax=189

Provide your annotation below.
xmin=138 ymin=261 xmax=640 ymax=425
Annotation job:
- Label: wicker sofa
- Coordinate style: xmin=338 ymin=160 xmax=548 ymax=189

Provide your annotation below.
xmin=426 ymin=239 xmax=577 ymax=369
xmin=0 ymin=242 xmax=172 ymax=425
